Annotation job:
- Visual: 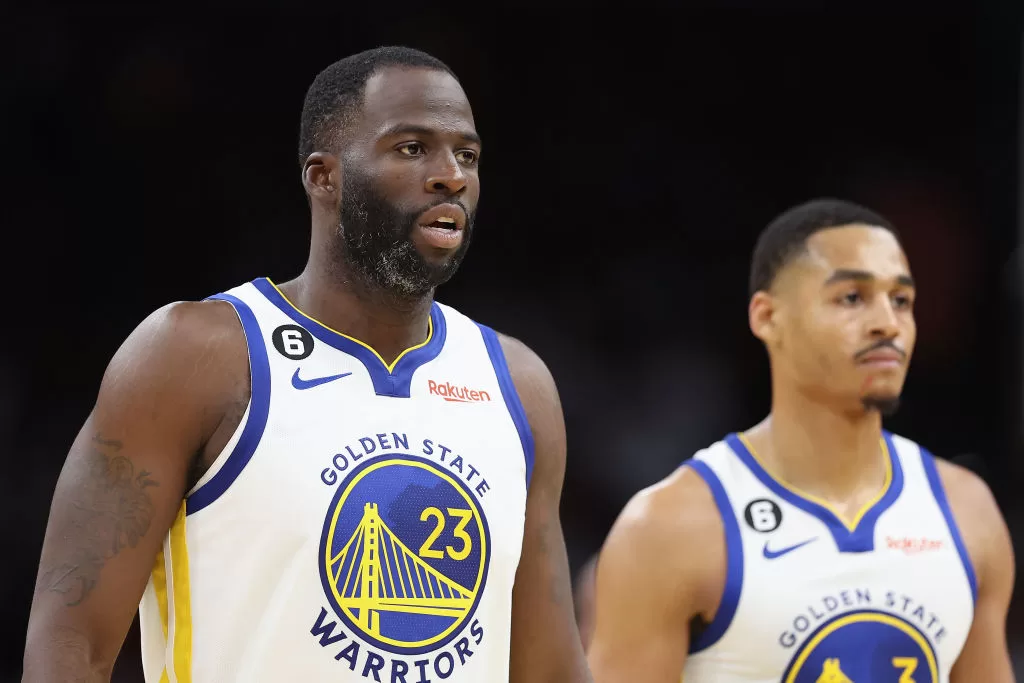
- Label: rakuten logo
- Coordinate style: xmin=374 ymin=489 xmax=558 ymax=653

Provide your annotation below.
xmin=885 ymin=536 xmax=944 ymax=554
xmin=427 ymin=380 xmax=492 ymax=403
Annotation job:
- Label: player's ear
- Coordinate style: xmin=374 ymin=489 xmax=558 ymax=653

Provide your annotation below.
xmin=302 ymin=152 xmax=341 ymax=203
xmin=749 ymin=290 xmax=778 ymax=345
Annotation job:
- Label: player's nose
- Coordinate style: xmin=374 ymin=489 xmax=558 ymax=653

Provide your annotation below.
xmin=424 ymin=151 xmax=467 ymax=196
xmin=866 ymin=297 xmax=900 ymax=339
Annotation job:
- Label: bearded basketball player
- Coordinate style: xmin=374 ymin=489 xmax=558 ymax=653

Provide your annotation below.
xmin=587 ymin=199 xmax=1015 ymax=682
xmin=23 ymin=47 xmax=590 ymax=683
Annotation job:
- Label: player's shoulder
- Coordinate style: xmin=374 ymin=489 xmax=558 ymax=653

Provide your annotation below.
xmin=893 ymin=433 xmax=1012 ymax=589
xmin=888 ymin=431 xmax=1001 ymax=520
xmin=450 ymin=314 xmax=566 ymax=483
xmin=933 ymin=457 xmax=999 ymax=513
xmin=609 ymin=451 xmax=725 ymax=560
xmin=472 ymin=319 xmax=559 ymax=418
xmin=101 ymin=296 xmax=247 ymax=399
xmin=934 ymin=455 xmax=1015 ymax=598
xmin=437 ymin=302 xmax=556 ymax=397
xmin=599 ymin=453 xmax=726 ymax=616
xmin=124 ymin=297 xmax=244 ymax=361
xmin=494 ymin=332 xmax=552 ymax=389
xmin=932 ymin=453 xmax=1008 ymax=551
xmin=155 ymin=296 xmax=243 ymax=333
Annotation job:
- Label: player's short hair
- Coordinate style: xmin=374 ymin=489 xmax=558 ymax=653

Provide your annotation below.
xmin=748 ymin=198 xmax=899 ymax=297
xmin=298 ymin=46 xmax=457 ymax=169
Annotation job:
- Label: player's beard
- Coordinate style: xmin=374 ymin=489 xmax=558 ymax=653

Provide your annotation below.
xmin=861 ymin=394 xmax=901 ymax=417
xmin=335 ymin=168 xmax=474 ymax=299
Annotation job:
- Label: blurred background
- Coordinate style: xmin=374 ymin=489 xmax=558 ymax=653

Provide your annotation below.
xmin=2 ymin=2 xmax=1022 ymax=680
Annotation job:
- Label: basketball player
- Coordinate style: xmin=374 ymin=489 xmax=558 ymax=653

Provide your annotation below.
xmin=587 ymin=199 xmax=1015 ymax=682
xmin=23 ymin=47 xmax=590 ymax=683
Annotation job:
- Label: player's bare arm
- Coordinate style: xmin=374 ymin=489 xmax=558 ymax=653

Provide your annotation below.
xmin=23 ymin=300 xmax=248 ymax=682
xmin=939 ymin=459 xmax=1016 ymax=683
xmin=588 ymin=466 xmax=725 ymax=683
xmin=498 ymin=334 xmax=591 ymax=683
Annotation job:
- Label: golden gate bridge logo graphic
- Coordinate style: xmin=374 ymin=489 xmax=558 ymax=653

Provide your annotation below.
xmin=782 ymin=611 xmax=938 ymax=683
xmin=320 ymin=457 xmax=490 ymax=654
xmin=330 ymin=502 xmax=474 ymax=632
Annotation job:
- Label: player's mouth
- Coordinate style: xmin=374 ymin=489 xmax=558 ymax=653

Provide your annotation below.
xmin=856 ymin=347 xmax=905 ymax=369
xmin=416 ymin=203 xmax=466 ymax=250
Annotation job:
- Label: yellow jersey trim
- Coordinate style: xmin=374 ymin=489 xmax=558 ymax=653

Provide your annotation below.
xmin=170 ymin=503 xmax=193 ymax=682
xmin=267 ymin=278 xmax=432 ymax=373
xmin=153 ymin=547 xmax=169 ymax=641
xmin=737 ymin=432 xmax=892 ymax=531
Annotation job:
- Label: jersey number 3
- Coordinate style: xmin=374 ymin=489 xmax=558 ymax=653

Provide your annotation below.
xmin=892 ymin=657 xmax=917 ymax=683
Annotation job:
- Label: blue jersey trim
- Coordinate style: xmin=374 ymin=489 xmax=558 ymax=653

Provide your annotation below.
xmin=920 ymin=447 xmax=979 ymax=603
xmin=186 ymin=293 xmax=272 ymax=515
xmin=477 ymin=324 xmax=535 ymax=489
xmin=252 ymin=277 xmax=446 ymax=398
xmin=724 ymin=432 xmax=904 ymax=553
xmin=687 ymin=459 xmax=743 ymax=654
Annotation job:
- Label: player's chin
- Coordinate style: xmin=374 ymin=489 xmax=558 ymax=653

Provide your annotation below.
xmin=417 ymin=254 xmax=465 ymax=290
xmin=855 ymin=372 xmax=906 ymax=413
xmin=860 ymin=391 xmax=903 ymax=417
xmin=414 ymin=238 xmax=469 ymax=270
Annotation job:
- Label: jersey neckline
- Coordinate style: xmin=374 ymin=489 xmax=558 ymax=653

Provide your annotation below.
xmin=724 ymin=431 xmax=904 ymax=553
xmin=252 ymin=277 xmax=447 ymax=398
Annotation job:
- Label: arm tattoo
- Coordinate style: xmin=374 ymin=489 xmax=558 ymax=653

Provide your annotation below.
xmin=40 ymin=435 xmax=159 ymax=607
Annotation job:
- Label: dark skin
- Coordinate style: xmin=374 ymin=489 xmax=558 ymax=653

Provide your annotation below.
xmin=588 ymin=225 xmax=1014 ymax=682
xmin=24 ymin=65 xmax=590 ymax=683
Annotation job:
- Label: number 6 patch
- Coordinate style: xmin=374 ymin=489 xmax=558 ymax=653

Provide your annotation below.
xmin=744 ymin=498 xmax=782 ymax=533
xmin=272 ymin=324 xmax=314 ymax=360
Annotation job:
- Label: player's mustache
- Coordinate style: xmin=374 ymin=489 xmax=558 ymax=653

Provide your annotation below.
xmin=418 ymin=197 xmax=471 ymax=219
xmin=853 ymin=339 xmax=907 ymax=361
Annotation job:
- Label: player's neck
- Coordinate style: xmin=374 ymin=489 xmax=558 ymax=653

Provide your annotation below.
xmin=748 ymin=390 xmax=887 ymax=506
xmin=279 ymin=264 xmax=434 ymax=367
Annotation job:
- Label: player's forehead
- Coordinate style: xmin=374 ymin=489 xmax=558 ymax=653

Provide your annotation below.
xmin=359 ymin=66 xmax=477 ymax=140
xmin=801 ymin=224 xmax=911 ymax=283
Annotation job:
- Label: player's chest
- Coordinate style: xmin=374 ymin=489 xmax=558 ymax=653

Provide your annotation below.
xmin=238 ymin=394 xmax=529 ymax=541
xmin=726 ymin=507 xmax=973 ymax=682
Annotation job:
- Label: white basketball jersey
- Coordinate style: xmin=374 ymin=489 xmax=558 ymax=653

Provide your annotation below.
xmin=138 ymin=278 xmax=533 ymax=683
xmin=682 ymin=432 xmax=976 ymax=683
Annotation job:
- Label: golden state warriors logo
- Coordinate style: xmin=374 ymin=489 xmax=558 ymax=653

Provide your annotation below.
xmin=318 ymin=454 xmax=490 ymax=655
xmin=783 ymin=610 xmax=938 ymax=682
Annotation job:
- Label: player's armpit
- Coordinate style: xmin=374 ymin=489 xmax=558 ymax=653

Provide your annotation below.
xmin=939 ymin=460 xmax=1017 ymax=683
xmin=588 ymin=466 xmax=722 ymax=683
xmin=23 ymin=300 xmax=247 ymax=682
xmin=497 ymin=333 xmax=592 ymax=683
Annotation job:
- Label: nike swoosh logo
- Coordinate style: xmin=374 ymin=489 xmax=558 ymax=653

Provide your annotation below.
xmin=291 ymin=368 xmax=352 ymax=390
xmin=763 ymin=537 xmax=817 ymax=560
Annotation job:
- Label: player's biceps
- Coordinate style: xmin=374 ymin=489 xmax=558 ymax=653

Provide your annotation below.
xmin=592 ymin=633 xmax=679 ymax=683
xmin=37 ymin=428 xmax=182 ymax=610
xmin=588 ymin=649 xmax=634 ymax=683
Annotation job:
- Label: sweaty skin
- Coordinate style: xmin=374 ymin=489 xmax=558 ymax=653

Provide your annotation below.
xmin=23 ymin=64 xmax=590 ymax=683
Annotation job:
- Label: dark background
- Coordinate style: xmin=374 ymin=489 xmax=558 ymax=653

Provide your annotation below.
xmin=3 ymin=3 xmax=1022 ymax=680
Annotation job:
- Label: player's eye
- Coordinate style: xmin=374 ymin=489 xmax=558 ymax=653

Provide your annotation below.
xmin=892 ymin=292 xmax=914 ymax=309
xmin=455 ymin=149 xmax=479 ymax=166
xmin=839 ymin=291 xmax=862 ymax=306
xmin=396 ymin=142 xmax=425 ymax=157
